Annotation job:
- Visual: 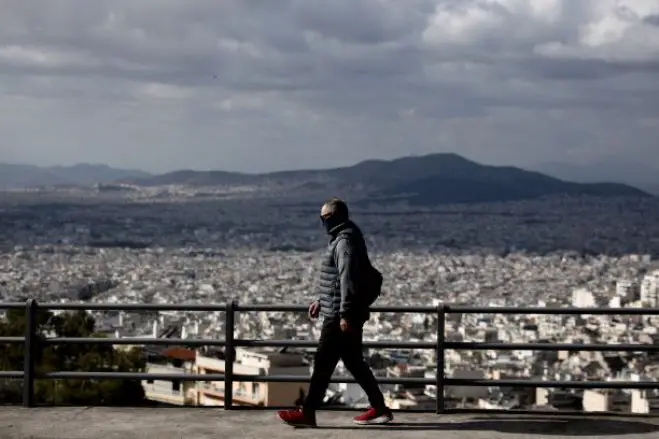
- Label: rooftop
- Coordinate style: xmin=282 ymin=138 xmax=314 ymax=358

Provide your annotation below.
xmin=2 ymin=408 xmax=659 ymax=439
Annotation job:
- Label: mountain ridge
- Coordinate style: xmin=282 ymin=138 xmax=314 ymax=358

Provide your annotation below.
xmin=1 ymin=154 xmax=651 ymax=205
xmin=0 ymin=163 xmax=151 ymax=189
xmin=124 ymin=153 xmax=650 ymax=205
xmin=529 ymin=159 xmax=659 ymax=195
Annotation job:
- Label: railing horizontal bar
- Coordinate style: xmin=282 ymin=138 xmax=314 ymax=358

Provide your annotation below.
xmin=0 ymin=371 xmax=24 ymax=378
xmin=234 ymin=304 xmax=314 ymax=313
xmin=42 ymin=338 xmax=226 ymax=346
xmin=445 ymin=378 xmax=659 ymax=389
xmin=36 ymin=303 xmax=227 ymax=311
xmin=365 ymin=305 xmax=439 ymax=314
xmin=37 ymin=372 xmax=431 ymax=385
xmin=446 ymin=306 xmax=659 ymax=315
xmin=42 ymin=372 xmax=225 ymax=381
xmin=234 ymin=304 xmax=438 ymax=313
xmin=445 ymin=342 xmax=659 ymax=352
xmin=232 ymin=375 xmax=433 ymax=384
xmin=236 ymin=339 xmax=435 ymax=349
xmin=31 ymin=338 xmax=659 ymax=352
xmin=0 ymin=302 xmax=25 ymax=310
xmin=0 ymin=337 xmax=24 ymax=344
xmin=7 ymin=302 xmax=659 ymax=316
xmin=26 ymin=373 xmax=659 ymax=389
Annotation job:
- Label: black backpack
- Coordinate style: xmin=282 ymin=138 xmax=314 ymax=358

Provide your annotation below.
xmin=362 ymin=262 xmax=383 ymax=307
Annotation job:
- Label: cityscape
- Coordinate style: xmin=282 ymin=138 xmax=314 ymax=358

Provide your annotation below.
xmin=1 ymin=185 xmax=659 ymax=413
xmin=2 ymin=1 xmax=659 ymax=437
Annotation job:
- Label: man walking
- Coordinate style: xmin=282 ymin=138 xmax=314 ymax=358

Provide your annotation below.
xmin=277 ymin=197 xmax=393 ymax=427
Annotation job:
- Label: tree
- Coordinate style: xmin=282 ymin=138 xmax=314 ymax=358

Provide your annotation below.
xmin=0 ymin=307 xmax=146 ymax=405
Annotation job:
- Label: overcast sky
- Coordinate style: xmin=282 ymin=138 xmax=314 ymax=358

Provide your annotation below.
xmin=1 ymin=0 xmax=658 ymax=173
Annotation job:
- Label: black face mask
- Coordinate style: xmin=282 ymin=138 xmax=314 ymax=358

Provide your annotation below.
xmin=320 ymin=214 xmax=345 ymax=235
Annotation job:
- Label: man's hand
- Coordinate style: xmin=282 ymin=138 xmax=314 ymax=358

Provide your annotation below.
xmin=308 ymin=300 xmax=320 ymax=319
xmin=340 ymin=318 xmax=351 ymax=332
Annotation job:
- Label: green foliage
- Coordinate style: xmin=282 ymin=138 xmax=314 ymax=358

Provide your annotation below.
xmin=0 ymin=308 xmax=146 ymax=405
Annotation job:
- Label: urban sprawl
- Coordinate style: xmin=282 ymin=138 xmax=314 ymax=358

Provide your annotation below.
xmin=1 ymin=186 xmax=659 ymax=413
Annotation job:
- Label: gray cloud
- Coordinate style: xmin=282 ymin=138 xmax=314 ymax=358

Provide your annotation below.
xmin=0 ymin=0 xmax=658 ymax=173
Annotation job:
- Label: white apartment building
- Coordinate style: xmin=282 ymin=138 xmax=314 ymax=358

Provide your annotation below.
xmin=582 ymin=389 xmax=630 ymax=413
xmin=141 ymin=347 xmax=197 ymax=406
xmin=631 ymin=389 xmax=659 ymax=414
xmin=572 ymin=288 xmax=596 ymax=308
xmin=194 ymin=347 xmax=309 ymax=407
xmin=640 ymin=270 xmax=659 ymax=306
xmin=141 ymin=347 xmax=309 ymax=407
xmin=143 ymin=362 xmax=197 ymax=406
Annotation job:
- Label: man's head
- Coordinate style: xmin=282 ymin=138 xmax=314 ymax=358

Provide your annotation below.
xmin=320 ymin=197 xmax=349 ymax=233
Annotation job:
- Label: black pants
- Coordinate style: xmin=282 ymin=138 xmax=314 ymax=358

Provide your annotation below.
xmin=302 ymin=317 xmax=386 ymax=414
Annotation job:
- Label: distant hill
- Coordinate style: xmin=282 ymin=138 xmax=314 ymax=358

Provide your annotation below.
xmin=125 ymin=169 xmax=256 ymax=187
xmin=0 ymin=163 xmax=151 ymax=189
xmin=126 ymin=153 xmax=651 ymax=205
xmin=530 ymin=159 xmax=659 ymax=195
xmin=371 ymin=165 xmax=648 ymax=205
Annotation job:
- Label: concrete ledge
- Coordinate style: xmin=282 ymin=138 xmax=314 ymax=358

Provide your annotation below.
xmin=1 ymin=407 xmax=659 ymax=439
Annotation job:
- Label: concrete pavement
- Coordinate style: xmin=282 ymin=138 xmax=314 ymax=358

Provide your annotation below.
xmin=1 ymin=407 xmax=659 ymax=439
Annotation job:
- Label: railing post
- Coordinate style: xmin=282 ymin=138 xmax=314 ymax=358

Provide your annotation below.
xmin=435 ymin=304 xmax=446 ymax=414
xmin=224 ymin=300 xmax=236 ymax=410
xmin=23 ymin=298 xmax=37 ymax=407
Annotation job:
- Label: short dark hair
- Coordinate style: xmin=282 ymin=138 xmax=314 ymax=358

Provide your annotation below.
xmin=323 ymin=197 xmax=349 ymax=219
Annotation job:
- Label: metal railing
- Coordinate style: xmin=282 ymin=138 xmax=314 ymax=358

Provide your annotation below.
xmin=2 ymin=299 xmax=659 ymax=414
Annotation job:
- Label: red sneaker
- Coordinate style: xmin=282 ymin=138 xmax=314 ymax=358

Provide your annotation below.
xmin=276 ymin=409 xmax=317 ymax=428
xmin=353 ymin=407 xmax=394 ymax=425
